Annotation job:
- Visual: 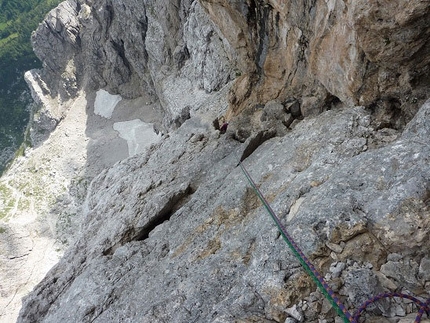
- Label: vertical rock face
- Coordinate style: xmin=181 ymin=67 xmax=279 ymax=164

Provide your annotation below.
xmin=31 ymin=0 xmax=81 ymax=100
xmin=2 ymin=0 xmax=430 ymax=322
xmin=30 ymin=0 xmax=235 ymax=125
xmin=29 ymin=0 xmax=430 ymax=125
xmin=199 ymin=0 xmax=430 ymax=118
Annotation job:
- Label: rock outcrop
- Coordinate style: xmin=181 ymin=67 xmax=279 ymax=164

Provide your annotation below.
xmin=17 ymin=97 xmax=430 ymax=323
xmin=29 ymin=0 xmax=235 ymax=130
xmin=0 ymin=0 xmax=429 ymax=322
xmin=200 ymin=0 xmax=430 ymax=120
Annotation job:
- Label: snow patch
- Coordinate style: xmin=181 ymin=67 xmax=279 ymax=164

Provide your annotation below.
xmin=94 ymin=89 xmax=122 ymax=119
xmin=113 ymin=119 xmax=161 ymax=156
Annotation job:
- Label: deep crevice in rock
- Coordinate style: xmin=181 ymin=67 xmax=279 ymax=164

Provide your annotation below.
xmin=110 ymin=39 xmax=132 ymax=73
xmin=240 ymin=129 xmax=277 ymax=162
xmin=324 ymin=94 xmax=341 ymax=111
xmin=105 ymin=4 xmax=114 ymax=31
xmin=368 ymin=98 xmax=405 ymax=131
xmin=256 ymin=5 xmax=270 ymax=71
xmin=134 ymin=185 xmax=195 ymax=241
xmin=103 ymin=185 xmax=195 ymax=256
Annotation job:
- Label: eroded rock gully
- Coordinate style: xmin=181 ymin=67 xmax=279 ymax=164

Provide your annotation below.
xmin=0 ymin=0 xmax=429 ymax=322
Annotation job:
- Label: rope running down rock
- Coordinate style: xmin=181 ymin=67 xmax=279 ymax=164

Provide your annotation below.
xmin=239 ymin=161 xmax=430 ymax=323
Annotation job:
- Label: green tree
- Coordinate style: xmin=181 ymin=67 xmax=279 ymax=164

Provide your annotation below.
xmin=0 ymin=0 xmax=62 ymax=174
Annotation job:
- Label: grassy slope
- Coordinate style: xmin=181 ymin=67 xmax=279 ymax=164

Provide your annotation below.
xmin=0 ymin=0 xmax=62 ymax=174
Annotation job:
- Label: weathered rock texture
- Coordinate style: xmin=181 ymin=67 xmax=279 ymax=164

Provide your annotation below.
xmin=2 ymin=1 xmax=237 ymax=319
xmin=200 ymin=0 xmax=430 ymax=120
xmin=1 ymin=0 xmax=429 ymax=322
xmin=17 ymin=96 xmax=430 ymax=322
xmin=30 ymin=0 xmax=235 ymax=132
xmin=30 ymin=0 xmax=430 ymax=132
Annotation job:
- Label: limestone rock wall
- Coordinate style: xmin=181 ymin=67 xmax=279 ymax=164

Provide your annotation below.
xmin=5 ymin=0 xmax=430 ymax=322
xmin=29 ymin=0 xmax=235 ymax=128
xmin=17 ymin=98 xmax=430 ymax=323
xmin=28 ymin=0 xmax=430 ymax=134
xmin=199 ymin=0 xmax=430 ymax=119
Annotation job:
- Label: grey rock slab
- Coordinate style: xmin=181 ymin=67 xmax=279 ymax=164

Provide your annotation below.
xmin=18 ymin=100 xmax=430 ymax=322
xmin=11 ymin=0 xmax=430 ymax=321
xmin=419 ymin=256 xmax=430 ymax=282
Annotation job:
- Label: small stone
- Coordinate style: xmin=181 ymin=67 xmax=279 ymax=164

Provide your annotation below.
xmin=330 ymin=251 xmax=339 ymax=260
xmin=418 ymin=256 xmax=430 ymax=281
xmin=328 ymin=277 xmax=343 ymax=292
xmin=321 ymin=298 xmax=335 ymax=315
xmin=307 ymin=292 xmax=320 ymax=303
xmin=344 ymin=268 xmax=384 ymax=310
xmin=302 ymin=300 xmax=320 ymax=320
xmin=289 ymin=119 xmax=302 ymax=129
xmin=326 ymin=242 xmax=344 ymax=254
xmin=387 ymin=253 xmax=403 ymax=262
xmin=394 ymin=304 xmax=406 ymax=317
xmin=406 ymin=303 xmax=413 ymax=314
xmin=380 ymin=259 xmax=420 ymax=290
xmin=300 ymin=96 xmax=321 ymax=117
xmin=285 ymin=304 xmax=304 ymax=322
xmin=264 ymin=100 xmax=285 ymax=119
xmin=284 ymin=318 xmax=297 ymax=323
xmin=375 ymin=272 xmax=398 ymax=290
xmin=329 ymin=262 xmax=346 ymax=278
xmin=284 ymin=99 xmax=300 ymax=115
xmin=283 ymin=113 xmax=295 ymax=128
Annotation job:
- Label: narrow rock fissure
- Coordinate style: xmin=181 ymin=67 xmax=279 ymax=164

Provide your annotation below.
xmin=111 ymin=39 xmax=132 ymax=73
xmin=134 ymin=185 xmax=195 ymax=241
xmin=256 ymin=5 xmax=270 ymax=71
xmin=369 ymin=98 xmax=405 ymax=130
xmin=324 ymin=94 xmax=341 ymax=111
xmin=103 ymin=185 xmax=195 ymax=255
xmin=240 ymin=129 xmax=277 ymax=162
xmin=105 ymin=4 xmax=114 ymax=31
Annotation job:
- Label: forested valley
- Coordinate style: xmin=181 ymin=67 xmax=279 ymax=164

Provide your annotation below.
xmin=0 ymin=0 xmax=61 ymax=174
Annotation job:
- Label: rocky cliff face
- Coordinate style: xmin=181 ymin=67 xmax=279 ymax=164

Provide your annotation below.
xmin=200 ymin=0 xmax=430 ymax=120
xmin=16 ymin=99 xmax=430 ymax=323
xmin=29 ymin=0 xmax=235 ymax=128
xmin=0 ymin=0 xmax=429 ymax=322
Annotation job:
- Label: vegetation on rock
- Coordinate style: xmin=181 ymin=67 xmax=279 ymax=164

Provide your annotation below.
xmin=0 ymin=0 xmax=61 ymax=174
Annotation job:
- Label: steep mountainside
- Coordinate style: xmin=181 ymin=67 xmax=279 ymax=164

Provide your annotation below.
xmin=0 ymin=0 xmax=429 ymax=322
xmin=0 ymin=0 xmax=62 ymax=173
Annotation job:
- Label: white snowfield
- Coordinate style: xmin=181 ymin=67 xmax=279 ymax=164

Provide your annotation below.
xmin=94 ymin=89 xmax=161 ymax=157
xmin=94 ymin=89 xmax=122 ymax=119
xmin=113 ymin=119 xmax=161 ymax=156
